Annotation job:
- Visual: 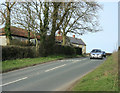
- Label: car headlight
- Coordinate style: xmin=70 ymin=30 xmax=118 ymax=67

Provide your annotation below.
xmin=90 ymin=54 xmax=93 ymax=56
xmin=98 ymin=54 xmax=102 ymax=56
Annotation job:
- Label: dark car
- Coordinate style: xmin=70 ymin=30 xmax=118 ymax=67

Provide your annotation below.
xmin=90 ymin=49 xmax=104 ymax=59
xmin=102 ymin=51 xmax=106 ymax=58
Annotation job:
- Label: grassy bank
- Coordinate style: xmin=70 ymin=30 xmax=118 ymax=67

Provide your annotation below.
xmin=2 ymin=55 xmax=83 ymax=73
xmin=71 ymin=52 xmax=118 ymax=91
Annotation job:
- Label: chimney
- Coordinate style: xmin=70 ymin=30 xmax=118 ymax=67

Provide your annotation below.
xmin=73 ymin=35 xmax=75 ymax=38
xmin=57 ymin=31 xmax=61 ymax=36
xmin=58 ymin=31 xmax=60 ymax=34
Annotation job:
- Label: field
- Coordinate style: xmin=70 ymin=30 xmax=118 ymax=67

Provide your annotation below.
xmin=71 ymin=52 xmax=118 ymax=91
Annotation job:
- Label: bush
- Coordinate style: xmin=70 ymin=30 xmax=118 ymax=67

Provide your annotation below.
xmin=75 ymin=47 xmax=82 ymax=55
xmin=53 ymin=45 xmax=76 ymax=55
xmin=2 ymin=44 xmax=81 ymax=60
xmin=10 ymin=39 xmax=34 ymax=46
xmin=38 ymin=36 xmax=77 ymax=56
xmin=39 ymin=40 xmax=53 ymax=57
xmin=2 ymin=45 xmax=36 ymax=60
xmin=39 ymin=44 xmax=76 ymax=57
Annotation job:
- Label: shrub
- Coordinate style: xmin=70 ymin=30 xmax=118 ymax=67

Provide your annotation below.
xmin=2 ymin=45 xmax=36 ymax=60
xmin=2 ymin=44 xmax=81 ymax=60
xmin=38 ymin=36 xmax=76 ymax=56
xmin=39 ymin=37 xmax=56 ymax=57
xmin=10 ymin=39 xmax=34 ymax=46
xmin=39 ymin=44 xmax=76 ymax=57
xmin=75 ymin=47 xmax=82 ymax=55
xmin=53 ymin=45 xmax=76 ymax=55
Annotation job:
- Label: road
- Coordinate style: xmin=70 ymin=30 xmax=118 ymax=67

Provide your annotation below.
xmin=2 ymin=57 xmax=105 ymax=91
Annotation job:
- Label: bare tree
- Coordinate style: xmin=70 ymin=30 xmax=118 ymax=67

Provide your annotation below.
xmin=49 ymin=2 xmax=72 ymax=45
xmin=12 ymin=2 xmax=34 ymax=45
xmin=0 ymin=1 xmax=16 ymax=45
xmin=60 ymin=2 xmax=102 ymax=45
xmin=32 ymin=1 xmax=50 ymax=56
xmin=12 ymin=1 xmax=50 ymax=56
xmin=11 ymin=1 xmax=102 ymax=56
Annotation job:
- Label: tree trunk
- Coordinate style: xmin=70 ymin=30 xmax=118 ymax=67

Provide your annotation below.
xmin=39 ymin=35 xmax=47 ymax=57
xmin=35 ymin=37 xmax=39 ymax=57
xmin=6 ymin=37 xmax=11 ymax=45
xmin=28 ymin=30 xmax=30 ymax=45
xmin=62 ymin=35 xmax=66 ymax=46
xmin=50 ymin=32 xmax=55 ymax=45
xmin=5 ymin=2 xmax=12 ymax=45
xmin=50 ymin=2 xmax=58 ymax=45
xmin=33 ymin=30 xmax=39 ymax=56
xmin=62 ymin=29 xmax=66 ymax=46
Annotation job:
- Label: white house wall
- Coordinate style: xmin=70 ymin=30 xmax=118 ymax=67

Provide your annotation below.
xmin=12 ymin=36 xmax=28 ymax=41
xmin=72 ymin=43 xmax=86 ymax=54
xmin=0 ymin=36 xmax=7 ymax=46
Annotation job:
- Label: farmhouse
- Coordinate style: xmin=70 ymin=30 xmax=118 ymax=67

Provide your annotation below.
xmin=56 ymin=32 xmax=86 ymax=54
xmin=0 ymin=26 xmax=86 ymax=54
xmin=0 ymin=26 xmax=40 ymax=45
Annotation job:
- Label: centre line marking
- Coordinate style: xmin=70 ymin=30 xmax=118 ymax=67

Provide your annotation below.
xmin=1 ymin=77 xmax=28 ymax=87
xmin=45 ymin=64 xmax=66 ymax=72
xmin=72 ymin=60 xmax=80 ymax=63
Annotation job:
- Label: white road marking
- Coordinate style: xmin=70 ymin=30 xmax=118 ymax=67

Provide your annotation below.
xmin=72 ymin=58 xmax=88 ymax=64
xmin=72 ymin=60 xmax=79 ymax=63
xmin=82 ymin=58 xmax=87 ymax=61
xmin=1 ymin=77 xmax=28 ymax=86
xmin=45 ymin=64 xmax=66 ymax=72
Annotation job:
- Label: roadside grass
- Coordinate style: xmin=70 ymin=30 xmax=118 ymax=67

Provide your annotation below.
xmin=71 ymin=52 xmax=118 ymax=91
xmin=2 ymin=54 xmax=84 ymax=73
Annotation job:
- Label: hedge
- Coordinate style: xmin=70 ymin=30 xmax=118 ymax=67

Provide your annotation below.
xmin=10 ymin=39 xmax=34 ymax=46
xmin=2 ymin=45 xmax=81 ymax=60
xmin=53 ymin=45 xmax=76 ymax=55
xmin=75 ymin=47 xmax=82 ymax=55
xmin=2 ymin=46 xmax=36 ymax=61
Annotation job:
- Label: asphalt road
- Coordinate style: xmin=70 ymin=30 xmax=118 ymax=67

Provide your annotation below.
xmin=2 ymin=57 xmax=105 ymax=91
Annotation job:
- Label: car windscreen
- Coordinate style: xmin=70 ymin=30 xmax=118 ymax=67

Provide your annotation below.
xmin=96 ymin=50 xmax=101 ymax=52
xmin=91 ymin=49 xmax=101 ymax=53
xmin=91 ymin=50 xmax=96 ymax=52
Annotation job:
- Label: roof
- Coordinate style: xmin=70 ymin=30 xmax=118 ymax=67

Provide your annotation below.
xmin=55 ymin=36 xmax=86 ymax=46
xmin=68 ymin=37 xmax=86 ymax=46
xmin=0 ymin=26 xmax=40 ymax=39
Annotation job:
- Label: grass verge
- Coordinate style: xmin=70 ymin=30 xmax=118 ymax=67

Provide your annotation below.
xmin=71 ymin=52 xmax=118 ymax=91
xmin=2 ymin=55 xmax=84 ymax=73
